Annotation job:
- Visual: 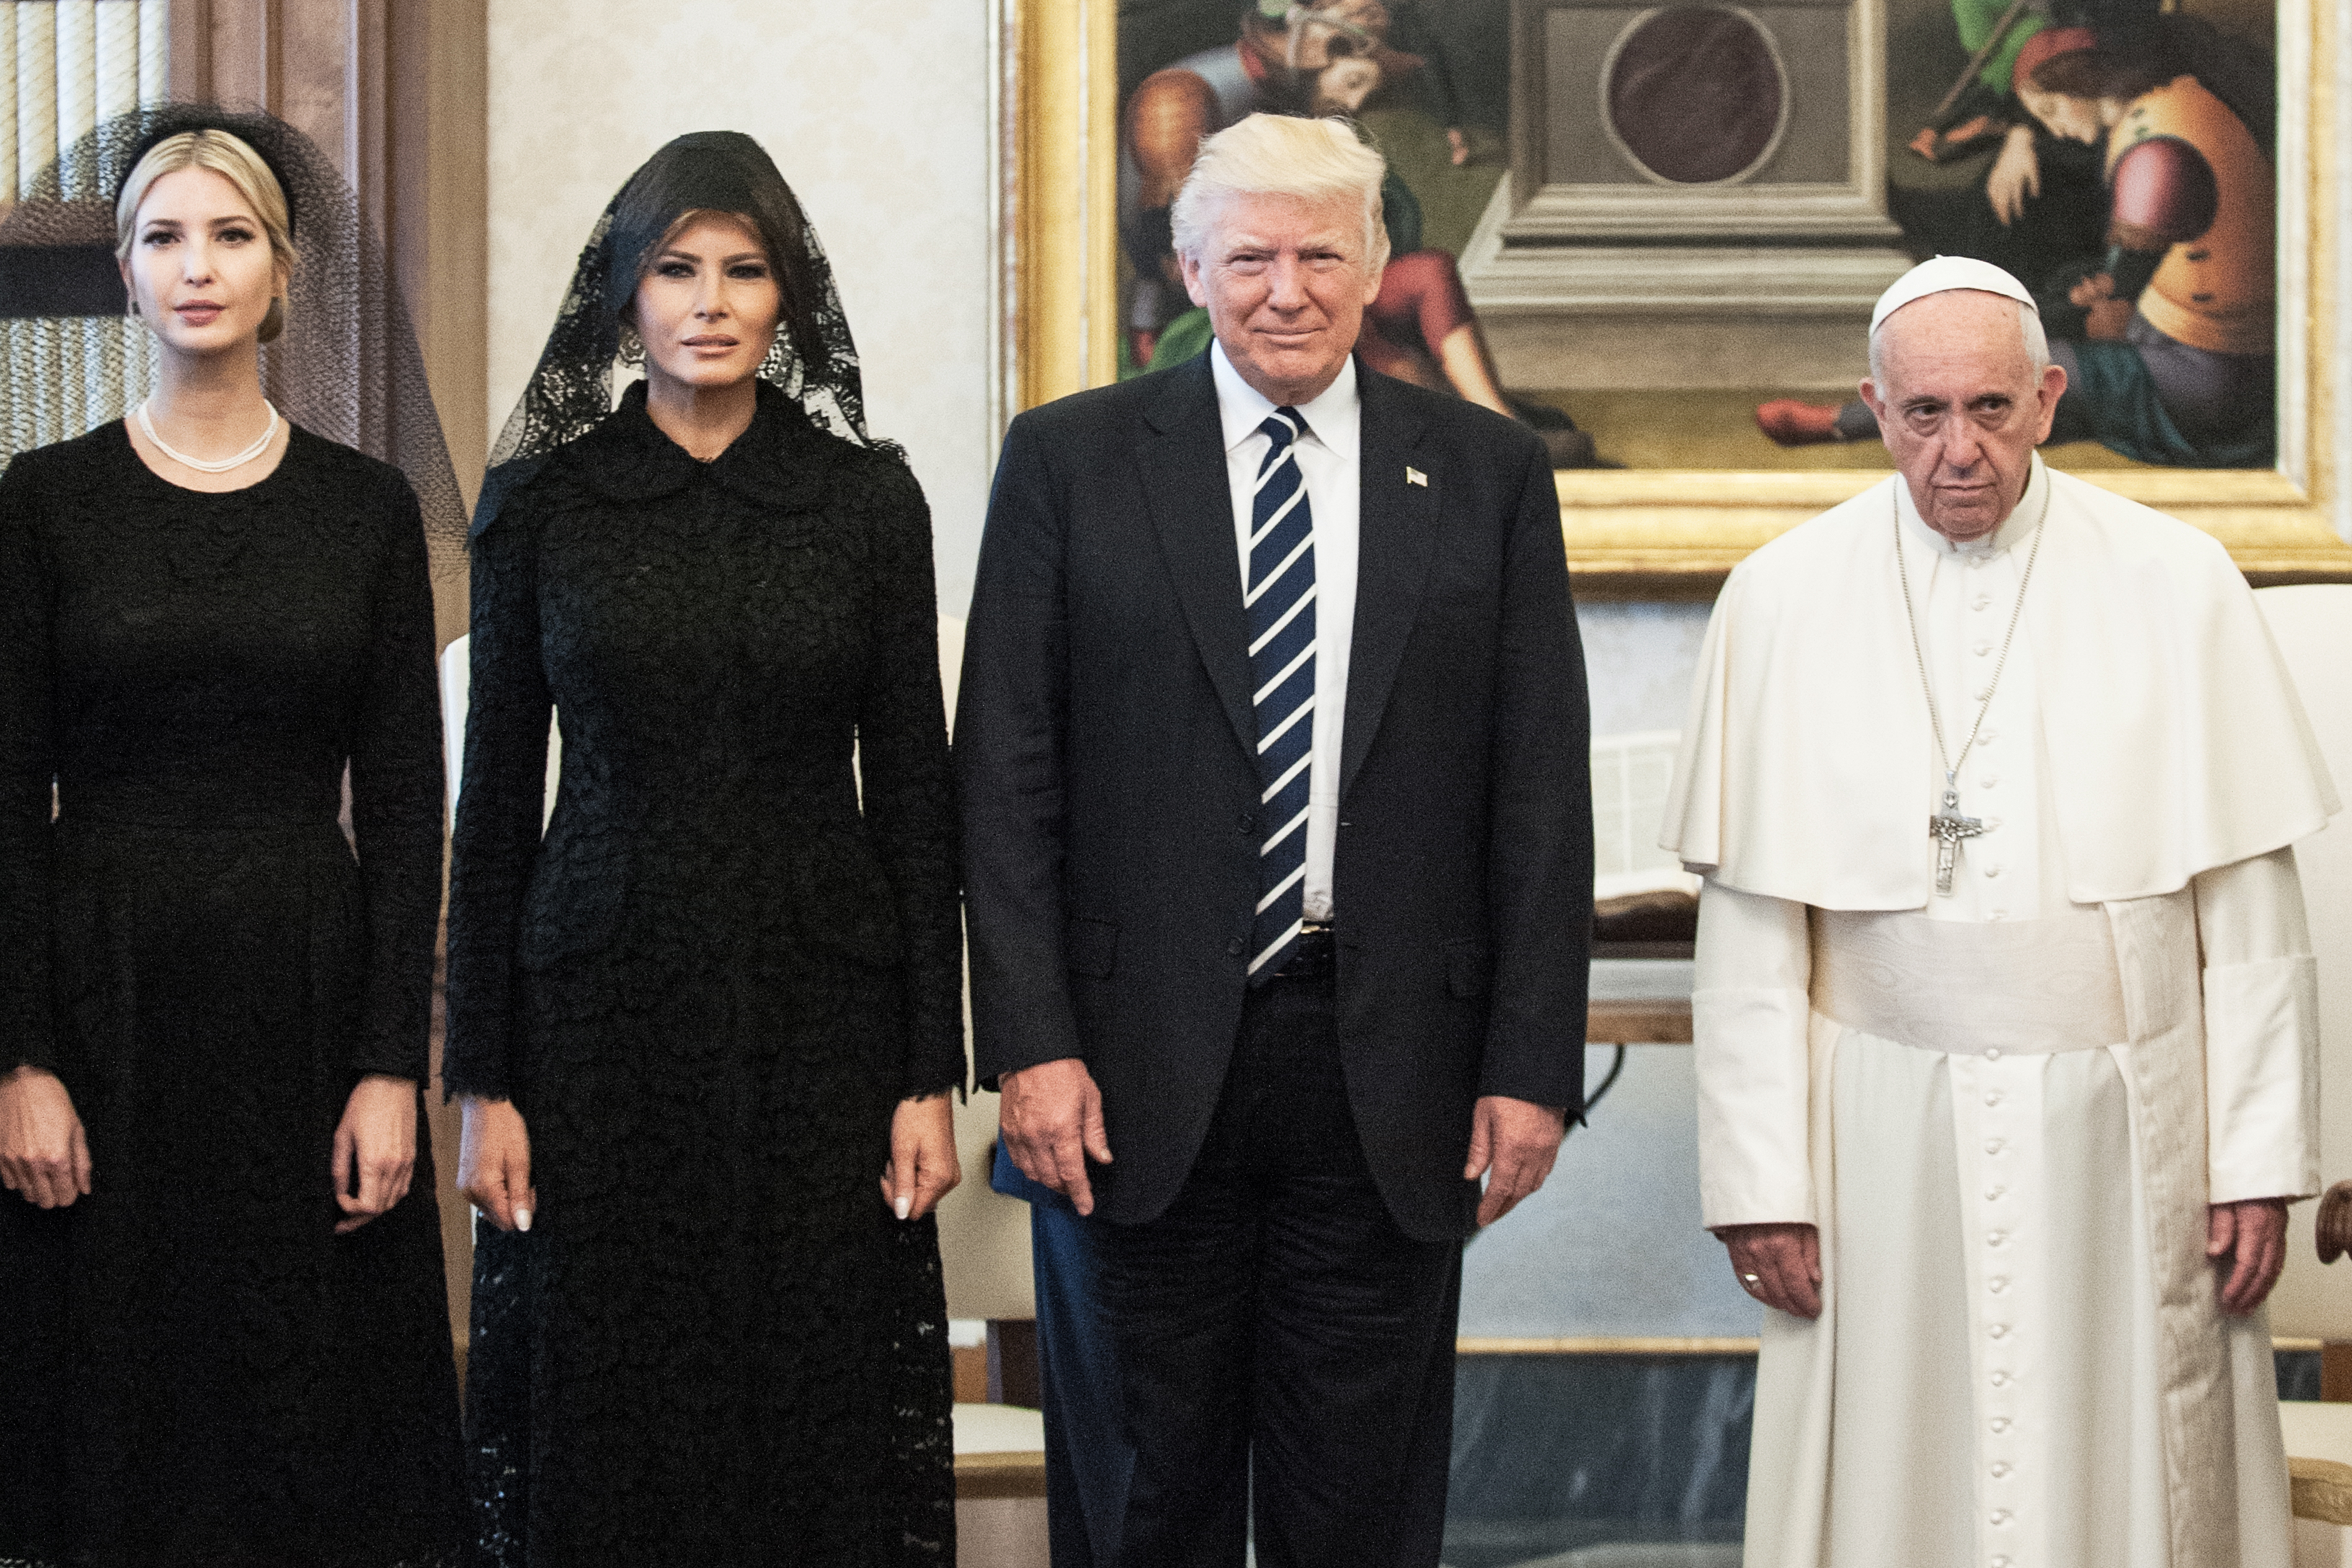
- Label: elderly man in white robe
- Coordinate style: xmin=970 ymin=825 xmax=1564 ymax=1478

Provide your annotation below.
xmin=1664 ymin=255 xmax=2337 ymax=1568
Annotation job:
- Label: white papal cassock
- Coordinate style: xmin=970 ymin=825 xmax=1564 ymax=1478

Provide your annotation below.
xmin=1663 ymin=456 xmax=2338 ymax=1568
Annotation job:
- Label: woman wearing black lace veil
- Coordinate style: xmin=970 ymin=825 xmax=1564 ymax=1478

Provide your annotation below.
xmin=0 ymin=108 xmax=467 ymax=1567
xmin=445 ymin=132 xmax=962 ymax=1565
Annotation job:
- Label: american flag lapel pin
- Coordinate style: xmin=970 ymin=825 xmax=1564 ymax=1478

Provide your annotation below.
xmin=1406 ymin=466 xmax=1427 ymax=487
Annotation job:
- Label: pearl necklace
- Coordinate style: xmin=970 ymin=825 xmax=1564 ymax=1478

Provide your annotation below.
xmin=136 ymin=399 xmax=280 ymax=474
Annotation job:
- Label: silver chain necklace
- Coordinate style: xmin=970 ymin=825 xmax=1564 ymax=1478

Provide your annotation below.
xmin=1893 ymin=477 xmax=2050 ymax=895
xmin=136 ymin=398 xmax=279 ymax=474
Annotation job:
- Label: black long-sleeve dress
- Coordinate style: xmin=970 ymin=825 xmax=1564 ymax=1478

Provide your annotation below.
xmin=444 ymin=381 xmax=963 ymax=1567
xmin=0 ymin=422 xmax=467 ymax=1568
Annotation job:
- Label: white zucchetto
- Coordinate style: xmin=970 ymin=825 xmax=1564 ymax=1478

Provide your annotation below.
xmin=1870 ymin=255 xmax=2039 ymax=337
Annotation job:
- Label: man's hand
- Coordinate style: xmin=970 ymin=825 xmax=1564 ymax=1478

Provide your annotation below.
xmin=0 ymin=1064 xmax=91 ymax=1210
xmin=2209 ymin=1197 xmax=2290 ymax=1315
xmin=1000 ymin=1057 xmax=1112 ymax=1217
xmin=1465 ymin=1095 xmax=1567 ymax=1227
xmin=332 ymin=1074 xmax=416 ymax=1235
xmin=1718 ymin=1222 xmax=1822 ymax=1318
xmin=881 ymin=1091 xmax=962 ymax=1221
xmin=457 ymin=1096 xmax=536 ymax=1234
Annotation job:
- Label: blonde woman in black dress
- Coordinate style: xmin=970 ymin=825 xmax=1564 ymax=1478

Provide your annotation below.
xmin=0 ymin=111 xmax=464 ymax=1568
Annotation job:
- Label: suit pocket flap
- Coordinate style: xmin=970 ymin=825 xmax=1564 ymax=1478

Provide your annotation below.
xmin=1066 ymin=917 xmax=1119 ymax=979
xmin=1443 ymin=938 xmax=1490 ymax=999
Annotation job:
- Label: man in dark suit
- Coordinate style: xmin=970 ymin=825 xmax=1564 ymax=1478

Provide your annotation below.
xmin=957 ymin=112 xmax=1592 ymax=1568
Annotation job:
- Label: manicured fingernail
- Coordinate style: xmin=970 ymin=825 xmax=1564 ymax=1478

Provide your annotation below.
xmin=515 ymin=1207 xmax=533 ymax=1232
xmin=895 ymin=1195 xmax=912 ymax=1221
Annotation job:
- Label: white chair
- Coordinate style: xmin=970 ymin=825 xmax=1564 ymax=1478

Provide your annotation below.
xmin=2257 ymin=584 xmax=2352 ymax=1564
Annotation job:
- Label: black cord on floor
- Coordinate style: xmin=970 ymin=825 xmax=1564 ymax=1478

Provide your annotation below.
xmin=1578 ymin=1044 xmax=1629 ymax=1124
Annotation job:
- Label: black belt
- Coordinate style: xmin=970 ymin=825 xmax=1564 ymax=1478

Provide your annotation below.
xmin=1269 ymin=924 xmax=1336 ymax=980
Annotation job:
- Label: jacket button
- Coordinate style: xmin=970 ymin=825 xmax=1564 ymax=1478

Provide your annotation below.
xmin=1236 ymin=812 xmax=1257 ymax=834
xmin=1226 ymin=938 xmax=1246 ymax=957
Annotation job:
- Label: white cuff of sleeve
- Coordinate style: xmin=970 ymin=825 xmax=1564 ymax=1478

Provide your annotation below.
xmin=1694 ymin=986 xmax=1816 ymax=1229
xmin=2204 ymin=954 xmax=2320 ymax=1203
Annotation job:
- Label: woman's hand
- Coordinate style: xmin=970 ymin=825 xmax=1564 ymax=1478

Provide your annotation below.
xmin=1987 ymin=123 xmax=2041 ymax=227
xmin=0 ymin=1065 xmax=92 ymax=1209
xmin=333 ymin=1074 xmax=417 ymax=1234
xmin=881 ymin=1092 xmax=960 ymax=1222
xmin=458 ymin=1096 xmax=535 ymax=1233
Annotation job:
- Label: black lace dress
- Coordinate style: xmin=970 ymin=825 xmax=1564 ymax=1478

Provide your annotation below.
xmin=444 ymin=381 xmax=962 ymax=1567
xmin=0 ymin=423 xmax=467 ymax=1568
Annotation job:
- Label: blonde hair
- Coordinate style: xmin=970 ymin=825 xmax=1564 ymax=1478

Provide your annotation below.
xmin=1170 ymin=113 xmax=1389 ymax=270
xmin=114 ymin=129 xmax=296 ymax=343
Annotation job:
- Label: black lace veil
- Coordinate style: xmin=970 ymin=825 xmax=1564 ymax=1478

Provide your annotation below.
xmin=0 ymin=103 xmax=468 ymax=582
xmin=472 ymin=130 xmax=896 ymax=537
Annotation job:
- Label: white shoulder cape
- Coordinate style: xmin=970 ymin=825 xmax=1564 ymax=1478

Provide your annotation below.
xmin=1661 ymin=462 xmax=2339 ymax=909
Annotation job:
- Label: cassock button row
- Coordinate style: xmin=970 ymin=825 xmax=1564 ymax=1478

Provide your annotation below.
xmin=1989 ymin=1324 xmax=2009 ymax=1338
xmin=1990 ymin=1371 xmax=2009 ymax=1387
xmin=1991 ymin=1462 xmax=2012 ymax=1478
xmin=1985 ymin=1139 xmax=2005 ymax=1154
xmin=1985 ymin=1184 xmax=2005 ymax=1199
xmin=1984 ymin=1092 xmax=2002 ymax=1106
xmin=1991 ymin=1510 xmax=2011 ymax=1526
xmin=1993 ymin=1557 xmax=2012 ymax=1568
xmin=1991 ymin=1417 xmax=2012 ymax=1433
xmin=1987 ymin=1230 xmax=2007 ymax=1246
xmin=1984 ymin=1048 xmax=2003 ymax=1062
xmin=1983 ymin=864 xmax=2002 ymax=879
xmin=1989 ymin=1277 xmax=2009 ymax=1293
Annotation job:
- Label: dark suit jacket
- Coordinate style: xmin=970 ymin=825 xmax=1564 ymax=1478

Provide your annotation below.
xmin=956 ymin=353 xmax=1592 ymax=1243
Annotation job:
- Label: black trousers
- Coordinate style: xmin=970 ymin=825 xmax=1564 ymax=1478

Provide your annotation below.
xmin=1100 ymin=970 xmax=1462 ymax=1568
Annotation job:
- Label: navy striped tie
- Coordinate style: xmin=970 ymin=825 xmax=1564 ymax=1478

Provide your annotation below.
xmin=1246 ymin=407 xmax=1315 ymax=983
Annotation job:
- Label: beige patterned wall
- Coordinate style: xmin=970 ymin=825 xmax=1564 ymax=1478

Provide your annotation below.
xmin=485 ymin=0 xmax=993 ymax=613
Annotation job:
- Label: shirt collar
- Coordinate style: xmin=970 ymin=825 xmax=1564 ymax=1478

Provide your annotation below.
xmin=1894 ymin=452 xmax=2049 ymax=560
xmin=1210 ymin=340 xmax=1359 ymax=462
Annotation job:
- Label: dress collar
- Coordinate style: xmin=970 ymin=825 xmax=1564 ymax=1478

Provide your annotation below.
xmin=567 ymin=378 xmax=829 ymax=511
xmin=1894 ymin=453 xmax=2050 ymax=560
xmin=1210 ymin=341 xmax=1360 ymax=462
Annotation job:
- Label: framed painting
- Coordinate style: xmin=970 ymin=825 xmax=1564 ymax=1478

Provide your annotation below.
xmin=998 ymin=0 xmax=2352 ymax=587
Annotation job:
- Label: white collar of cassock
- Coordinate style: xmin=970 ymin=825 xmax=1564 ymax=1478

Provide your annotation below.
xmin=1893 ymin=453 xmax=2050 ymax=563
xmin=1210 ymin=340 xmax=1360 ymax=462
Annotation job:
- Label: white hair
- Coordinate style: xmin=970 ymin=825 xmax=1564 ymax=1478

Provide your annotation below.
xmin=1869 ymin=294 xmax=2050 ymax=383
xmin=1169 ymin=113 xmax=1389 ymax=270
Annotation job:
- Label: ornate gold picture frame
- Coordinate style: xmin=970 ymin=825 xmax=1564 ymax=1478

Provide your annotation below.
xmin=999 ymin=0 xmax=2352 ymax=589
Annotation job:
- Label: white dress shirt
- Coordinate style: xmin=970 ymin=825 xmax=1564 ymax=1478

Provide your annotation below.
xmin=1211 ymin=342 xmax=1359 ymax=923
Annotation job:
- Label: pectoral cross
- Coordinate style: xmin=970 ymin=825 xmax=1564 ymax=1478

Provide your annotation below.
xmin=1929 ymin=774 xmax=1985 ymax=896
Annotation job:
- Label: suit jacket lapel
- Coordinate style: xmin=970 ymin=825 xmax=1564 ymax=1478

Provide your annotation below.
xmin=1140 ymin=356 xmax=1258 ymax=759
xmin=1340 ymin=368 xmax=1435 ymax=800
